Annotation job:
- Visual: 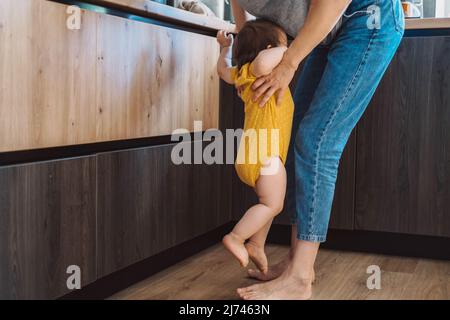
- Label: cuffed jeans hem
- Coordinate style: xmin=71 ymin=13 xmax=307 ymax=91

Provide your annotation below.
xmin=297 ymin=234 xmax=326 ymax=243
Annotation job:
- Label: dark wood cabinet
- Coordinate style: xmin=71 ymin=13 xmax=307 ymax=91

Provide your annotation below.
xmin=97 ymin=144 xmax=189 ymax=276
xmin=193 ymin=155 xmax=233 ymax=235
xmin=355 ymin=36 xmax=450 ymax=237
xmin=0 ymin=156 xmax=97 ymax=299
xmin=96 ymin=143 xmax=229 ymax=277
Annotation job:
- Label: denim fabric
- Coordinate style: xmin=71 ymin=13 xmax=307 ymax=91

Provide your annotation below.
xmin=285 ymin=0 xmax=405 ymax=242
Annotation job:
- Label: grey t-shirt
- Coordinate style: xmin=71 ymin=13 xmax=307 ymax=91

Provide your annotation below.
xmin=237 ymin=0 xmax=341 ymax=41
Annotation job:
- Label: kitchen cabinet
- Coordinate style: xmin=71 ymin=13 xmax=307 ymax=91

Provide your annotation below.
xmin=97 ymin=144 xmax=190 ymax=276
xmin=0 ymin=0 xmax=97 ymax=152
xmin=96 ymin=142 xmax=228 ymax=276
xmin=0 ymin=0 xmax=219 ymax=152
xmin=0 ymin=156 xmax=97 ymax=299
xmin=0 ymin=0 xmax=224 ymax=298
xmin=355 ymin=36 xmax=450 ymax=237
xmin=193 ymin=152 xmax=233 ymax=234
xmin=95 ymin=11 xmax=220 ymax=142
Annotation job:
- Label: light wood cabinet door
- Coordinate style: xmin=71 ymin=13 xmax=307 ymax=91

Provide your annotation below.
xmin=0 ymin=0 xmax=97 ymax=152
xmin=95 ymin=12 xmax=219 ymax=142
xmin=0 ymin=0 xmax=220 ymax=152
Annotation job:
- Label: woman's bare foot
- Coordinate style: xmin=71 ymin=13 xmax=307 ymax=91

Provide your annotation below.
xmin=248 ymin=255 xmax=316 ymax=283
xmin=237 ymin=269 xmax=313 ymax=300
xmin=245 ymin=241 xmax=268 ymax=274
xmin=223 ymin=233 xmax=249 ymax=268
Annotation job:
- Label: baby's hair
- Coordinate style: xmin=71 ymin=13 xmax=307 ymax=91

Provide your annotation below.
xmin=233 ymin=19 xmax=285 ymax=70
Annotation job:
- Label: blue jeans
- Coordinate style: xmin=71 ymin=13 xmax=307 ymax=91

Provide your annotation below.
xmin=286 ymin=0 xmax=405 ymax=242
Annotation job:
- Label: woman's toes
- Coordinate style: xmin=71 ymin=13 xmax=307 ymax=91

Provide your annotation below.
xmin=238 ymin=284 xmax=258 ymax=294
xmin=237 ymin=287 xmax=250 ymax=296
xmin=242 ymin=292 xmax=256 ymax=300
xmin=237 ymin=289 xmax=255 ymax=300
xmin=237 ymin=287 xmax=250 ymax=294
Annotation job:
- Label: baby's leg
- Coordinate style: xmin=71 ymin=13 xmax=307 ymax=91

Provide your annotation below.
xmin=223 ymin=158 xmax=286 ymax=267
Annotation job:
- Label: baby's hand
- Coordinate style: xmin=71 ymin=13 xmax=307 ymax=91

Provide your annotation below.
xmin=217 ymin=30 xmax=233 ymax=48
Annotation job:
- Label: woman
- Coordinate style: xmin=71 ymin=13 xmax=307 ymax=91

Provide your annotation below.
xmin=230 ymin=0 xmax=405 ymax=300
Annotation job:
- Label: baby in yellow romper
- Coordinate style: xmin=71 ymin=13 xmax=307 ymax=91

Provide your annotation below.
xmin=216 ymin=19 xmax=294 ymax=275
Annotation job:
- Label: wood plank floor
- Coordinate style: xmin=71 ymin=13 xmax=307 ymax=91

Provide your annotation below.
xmin=111 ymin=244 xmax=450 ymax=300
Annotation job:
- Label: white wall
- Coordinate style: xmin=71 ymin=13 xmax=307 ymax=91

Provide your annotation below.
xmin=435 ymin=0 xmax=450 ymax=17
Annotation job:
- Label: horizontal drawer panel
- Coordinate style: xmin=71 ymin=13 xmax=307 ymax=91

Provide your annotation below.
xmin=0 ymin=0 xmax=219 ymax=152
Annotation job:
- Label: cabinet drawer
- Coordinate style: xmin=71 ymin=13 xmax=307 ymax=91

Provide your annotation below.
xmin=355 ymin=36 xmax=450 ymax=237
xmin=0 ymin=156 xmax=97 ymax=299
xmin=96 ymin=142 xmax=227 ymax=277
xmin=0 ymin=0 xmax=220 ymax=152
xmin=95 ymin=12 xmax=220 ymax=142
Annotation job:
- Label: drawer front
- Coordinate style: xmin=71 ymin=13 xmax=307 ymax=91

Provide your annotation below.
xmin=355 ymin=36 xmax=450 ymax=237
xmin=0 ymin=0 xmax=220 ymax=152
xmin=96 ymin=142 xmax=228 ymax=277
xmin=0 ymin=156 xmax=97 ymax=299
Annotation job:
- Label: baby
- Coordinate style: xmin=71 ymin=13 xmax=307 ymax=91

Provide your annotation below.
xmin=216 ymin=19 xmax=294 ymax=274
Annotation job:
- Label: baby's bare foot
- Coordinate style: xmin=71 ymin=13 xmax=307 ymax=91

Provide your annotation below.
xmin=223 ymin=233 xmax=249 ymax=268
xmin=245 ymin=241 xmax=268 ymax=274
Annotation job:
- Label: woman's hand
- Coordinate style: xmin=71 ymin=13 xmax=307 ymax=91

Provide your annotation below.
xmin=251 ymin=59 xmax=297 ymax=107
xmin=217 ymin=30 xmax=233 ymax=48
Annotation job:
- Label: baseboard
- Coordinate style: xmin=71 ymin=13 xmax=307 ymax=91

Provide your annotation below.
xmin=60 ymin=222 xmax=234 ymax=300
xmin=267 ymin=224 xmax=450 ymax=260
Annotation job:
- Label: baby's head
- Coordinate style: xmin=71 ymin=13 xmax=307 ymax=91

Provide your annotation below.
xmin=233 ymin=19 xmax=288 ymax=69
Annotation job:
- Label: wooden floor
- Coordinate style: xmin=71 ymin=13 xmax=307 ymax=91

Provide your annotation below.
xmin=111 ymin=244 xmax=450 ymax=300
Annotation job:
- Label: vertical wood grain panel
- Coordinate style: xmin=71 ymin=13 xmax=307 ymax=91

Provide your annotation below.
xmin=0 ymin=0 xmax=220 ymax=152
xmin=96 ymin=144 xmax=190 ymax=276
xmin=0 ymin=0 xmax=97 ymax=152
xmin=97 ymin=142 xmax=227 ymax=277
xmin=95 ymin=14 xmax=219 ymax=141
xmin=355 ymin=36 xmax=450 ymax=237
xmin=0 ymin=156 xmax=97 ymax=299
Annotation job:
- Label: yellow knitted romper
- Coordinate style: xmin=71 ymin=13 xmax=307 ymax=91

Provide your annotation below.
xmin=231 ymin=63 xmax=294 ymax=188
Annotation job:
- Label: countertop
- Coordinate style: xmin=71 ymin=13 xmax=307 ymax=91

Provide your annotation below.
xmin=87 ymin=0 xmax=450 ymax=31
xmin=86 ymin=0 xmax=236 ymax=32
xmin=405 ymin=17 xmax=450 ymax=30
xmin=86 ymin=0 xmax=450 ymax=32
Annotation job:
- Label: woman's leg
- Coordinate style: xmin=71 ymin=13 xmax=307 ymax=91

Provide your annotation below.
xmin=238 ymin=0 xmax=405 ymax=299
xmin=223 ymin=158 xmax=286 ymax=267
xmin=247 ymin=45 xmax=329 ymax=281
